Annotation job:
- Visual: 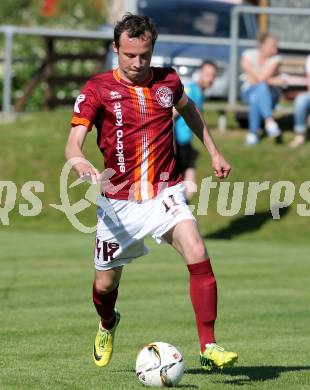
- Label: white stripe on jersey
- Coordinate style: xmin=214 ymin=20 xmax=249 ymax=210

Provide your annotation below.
xmin=135 ymin=87 xmax=147 ymax=116
xmin=140 ymin=133 xmax=149 ymax=199
xmin=134 ymin=87 xmax=150 ymax=200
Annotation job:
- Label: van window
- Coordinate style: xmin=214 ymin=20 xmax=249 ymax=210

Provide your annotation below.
xmin=138 ymin=0 xmax=256 ymax=39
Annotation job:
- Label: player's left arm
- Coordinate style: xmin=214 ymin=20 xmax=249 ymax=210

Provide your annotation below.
xmin=175 ymin=95 xmax=231 ymax=179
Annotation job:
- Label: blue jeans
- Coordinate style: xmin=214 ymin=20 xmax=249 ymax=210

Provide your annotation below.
xmin=241 ymin=83 xmax=280 ymax=134
xmin=294 ymin=92 xmax=310 ymax=134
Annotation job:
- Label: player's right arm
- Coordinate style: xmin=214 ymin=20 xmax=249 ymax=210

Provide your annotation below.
xmin=65 ymin=124 xmax=100 ymax=184
xmin=175 ymin=95 xmax=231 ymax=179
xmin=66 ymin=79 xmax=102 ymax=184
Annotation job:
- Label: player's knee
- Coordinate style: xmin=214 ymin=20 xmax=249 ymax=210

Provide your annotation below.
xmin=183 ymin=239 xmax=206 ymax=262
xmin=94 ymin=279 xmax=118 ymax=295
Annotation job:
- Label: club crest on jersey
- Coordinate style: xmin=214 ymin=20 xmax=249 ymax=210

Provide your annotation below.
xmin=155 ymin=86 xmax=174 ymax=108
xmin=74 ymin=94 xmax=85 ymax=113
xmin=110 ymin=90 xmax=122 ymax=100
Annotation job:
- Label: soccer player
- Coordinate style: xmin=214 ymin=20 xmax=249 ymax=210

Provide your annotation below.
xmin=174 ymin=60 xmax=217 ymax=201
xmin=65 ymin=13 xmax=238 ymax=371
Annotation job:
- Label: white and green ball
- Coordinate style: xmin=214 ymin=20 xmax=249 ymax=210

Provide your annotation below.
xmin=135 ymin=342 xmax=185 ymax=387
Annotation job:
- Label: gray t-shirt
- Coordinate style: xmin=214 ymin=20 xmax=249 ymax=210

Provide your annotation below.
xmin=241 ymin=48 xmax=282 ymax=91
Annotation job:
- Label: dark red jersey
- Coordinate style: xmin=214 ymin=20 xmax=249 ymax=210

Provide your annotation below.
xmin=71 ymin=67 xmax=184 ymax=200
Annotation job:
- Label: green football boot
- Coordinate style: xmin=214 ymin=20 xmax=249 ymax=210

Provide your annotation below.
xmin=200 ymin=343 xmax=238 ymax=371
xmin=93 ymin=309 xmax=121 ymax=367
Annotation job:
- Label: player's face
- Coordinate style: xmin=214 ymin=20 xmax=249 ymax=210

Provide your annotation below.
xmin=113 ymin=31 xmax=153 ymax=84
xmin=198 ymin=64 xmax=216 ymax=90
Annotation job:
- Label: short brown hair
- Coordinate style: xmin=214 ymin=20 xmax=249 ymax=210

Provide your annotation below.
xmin=114 ymin=13 xmax=158 ymax=49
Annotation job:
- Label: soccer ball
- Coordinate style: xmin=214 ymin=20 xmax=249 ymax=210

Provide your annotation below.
xmin=135 ymin=342 xmax=185 ymax=387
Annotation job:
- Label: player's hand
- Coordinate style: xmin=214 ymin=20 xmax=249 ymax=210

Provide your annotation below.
xmin=74 ymin=162 xmax=101 ymax=184
xmin=211 ymin=153 xmax=231 ymax=179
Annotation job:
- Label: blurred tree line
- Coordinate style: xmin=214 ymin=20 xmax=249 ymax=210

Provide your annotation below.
xmin=0 ymin=0 xmax=110 ymax=111
xmin=0 ymin=0 xmax=107 ymax=29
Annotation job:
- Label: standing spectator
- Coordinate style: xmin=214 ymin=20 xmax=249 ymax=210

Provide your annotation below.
xmin=174 ymin=60 xmax=217 ymax=201
xmin=240 ymin=33 xmax=283 ymax=146
xmin=290 ymin=54 xmax=310 ymax=147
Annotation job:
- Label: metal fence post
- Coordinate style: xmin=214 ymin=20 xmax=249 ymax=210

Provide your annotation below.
xmin=229 ymin=6 xmax=239 ymax=107
xmin=3 ymin=26 xmax=14 ymax=114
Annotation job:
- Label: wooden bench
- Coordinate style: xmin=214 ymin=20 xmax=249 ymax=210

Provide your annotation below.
xmin=206 ymin=102 xmax=295 ymax=132
xmin=207 ymin=55 xmax=308 ymax=131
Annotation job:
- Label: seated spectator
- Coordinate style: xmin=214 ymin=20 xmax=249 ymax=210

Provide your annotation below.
xmin=174 ymin=60 xmax=217 ymax=201
xmin=240 ymin=33 xmax=283 ymax=146
xmin=290 ymin=54 xmax=310 ymax=147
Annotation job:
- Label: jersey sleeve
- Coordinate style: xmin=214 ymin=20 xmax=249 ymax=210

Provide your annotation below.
xmin=71 ymin=79 xmax=101 ymax=131
xmin=172 ymin=69 xmax=185 ymax=106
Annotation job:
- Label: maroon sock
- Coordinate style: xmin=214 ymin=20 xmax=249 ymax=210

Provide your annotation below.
xmin=187 ymin=259 xmax=217 ymax=352
xmin=92 ymin=283 xmax=118 ymax=330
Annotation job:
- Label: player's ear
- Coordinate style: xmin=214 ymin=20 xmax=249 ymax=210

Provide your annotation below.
xmin=112 ymin=41 xmax=118 ymax=54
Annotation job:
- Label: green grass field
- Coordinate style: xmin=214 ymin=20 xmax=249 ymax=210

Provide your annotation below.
xmin=1 ymin=231 xmax=309 ymax=389
xmin=1 ymin=111 xmax=310 ymax=388
xmin=1 ymin=109 xmax=310 ymax=241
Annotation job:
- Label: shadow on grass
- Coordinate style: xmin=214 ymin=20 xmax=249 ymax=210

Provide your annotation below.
xmin=204 ymin=207 xmax=290 ymax=240
xmin=235 ymin=113 xmax=294 ymax=132
xmin=186 ymin=365 xmax=310 ymax=385
xmin=277 ymin=114 xmax=294 ymax=132
xmin=110 ymin=369 xmax=198 ymax=388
